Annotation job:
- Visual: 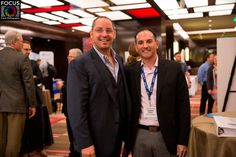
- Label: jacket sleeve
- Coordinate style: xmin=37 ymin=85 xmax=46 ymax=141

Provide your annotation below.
xmin=206 ymin=66 xmax=213 ymax=90
xmin=67 ymin=58 xmax=93 ymax=151
xmin=21 ymin=56 xmax=36 ymax=107
xmin=176 ymin=63 xmax=191 ymax=146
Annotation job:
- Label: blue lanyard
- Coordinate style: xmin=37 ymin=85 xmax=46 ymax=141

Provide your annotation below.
xmin=141 ymin=65 xmax=158 ymax=100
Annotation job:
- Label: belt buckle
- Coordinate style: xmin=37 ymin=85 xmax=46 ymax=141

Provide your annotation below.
xmin=149 ymin=126 xmax=157 ymax=132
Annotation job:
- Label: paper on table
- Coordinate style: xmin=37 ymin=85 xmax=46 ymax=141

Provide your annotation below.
xmin=213 ymin=116 xmax=236 ymax=137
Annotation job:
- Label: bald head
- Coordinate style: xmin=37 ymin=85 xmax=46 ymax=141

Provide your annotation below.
xmin=67 ymin=48 xmax=82 ymax=63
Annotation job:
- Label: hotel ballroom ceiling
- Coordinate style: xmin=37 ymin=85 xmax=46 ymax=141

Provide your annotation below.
xmin=0 ymin=0 xmax=236 ymax=47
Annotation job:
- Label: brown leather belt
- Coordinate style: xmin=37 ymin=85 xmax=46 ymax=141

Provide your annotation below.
xmin=139 ymin=124 xmax=161 ymax=132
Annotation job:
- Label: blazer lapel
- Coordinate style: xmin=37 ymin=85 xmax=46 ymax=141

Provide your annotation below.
xmin=90 ymin=49 xmax=117 ymax=105
xmin=135 ymin=62 xmax=141 ymax=108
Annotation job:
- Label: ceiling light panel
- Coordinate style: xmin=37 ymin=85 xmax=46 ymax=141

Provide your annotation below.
xmin=153 ymin=0 xmax=180 ymax=10
xmin=22 ymin=6 xmax=71 ymax=13
xmin=209 ymin=10 xmax=232 ymax=16
xmin=69 ymin=9 xmax=95 ymax=18
xmin=60 ymin=19 xmax=81 ymax=24
xmin=109 ymin=3 xmax=151 ymax=11
xmin=194 ymin=4 xmax=235 ymax=12
xmin=21 ymin=14 xmax=49 ymax=22
xmin=96 ymin=11 xmax=132 ymax=21
xmin=21 ymin=3 xmax=31 ymax=9
xmin=64 ymin=0 xmax=108 ymax=8
xmin=43 ymin=21 xmax=61 ymax=25
xmin=73 ymin=26 xmax=92 ymax=33
xmin=110 ymin=0 xmax=146 ymax=5
xmin=184 ymin=0 xmax=208 ymax=8
xmin=86 ymin=8 xmax=105 ymax=13
xmin=187 ymin=28 xmax=236 ymax=34
xmin=36 ymin=13 xmax=64 ymax=20
xmin=215 ymin=0 xmax=236 ymax=5
xmin=76 ymin=18 xmax=96 ymax=26
xmin=51 ymin=11 xmax=79 ymax=19
xmin=169 ymin=13 xmax=203 ymax=19
xmin=164 ymin=9 xmax=188 ymax=15
xmin=22 ymin=0 xmax=63 ymax=7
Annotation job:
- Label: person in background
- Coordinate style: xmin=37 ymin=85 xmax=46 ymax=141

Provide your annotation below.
xmin=67 ymin=16 xmax=131 ymax=157
xmin=207 ymin=54 xmax=218 ymax=112
xmin=197 ymin=53 xmax=215 ymax=115
xmin=57 ymin=48 xmax=82 ymax=157
xmin=126 ymin=42 xmax=140 ymax=64
xmin=174 ymin=52 xmax=191 ymax=88
xmin=20 ymin=40 xmax=47 ymax=157
xmin=0 ymin=30 xmax=36 ymax=157
xmin=174 ymin=52 xmax=188 ymax=73
xmin=125 ymin=28 xmax=190 ymax=157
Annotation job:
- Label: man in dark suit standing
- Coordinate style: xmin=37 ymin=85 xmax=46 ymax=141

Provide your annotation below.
xmin=67 ymin=16 xmax=130 ymax=157
xmin=0 ymin=31 xmax=36 ymax=157
xmin=125 ymin=28 xmax=190 ymax=157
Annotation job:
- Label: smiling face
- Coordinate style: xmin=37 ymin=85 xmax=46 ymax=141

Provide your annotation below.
xmin=135 ymin=30 xmax=158 ymax=61
xmin=90 ymin=17 xmax=116 ymax=53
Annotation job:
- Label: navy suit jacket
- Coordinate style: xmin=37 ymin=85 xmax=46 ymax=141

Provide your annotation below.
xmin=125 ymin=59 xmax=190 ymax=154
xmin=67 ymin=48 xmax=131 ymax=157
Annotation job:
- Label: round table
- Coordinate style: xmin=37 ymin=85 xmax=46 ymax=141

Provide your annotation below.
xmin=187 ymin=112 xmax=236 ymax=157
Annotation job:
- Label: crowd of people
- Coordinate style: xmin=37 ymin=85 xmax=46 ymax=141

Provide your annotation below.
xmin=0 ymin=16 xmax=218 ymax=157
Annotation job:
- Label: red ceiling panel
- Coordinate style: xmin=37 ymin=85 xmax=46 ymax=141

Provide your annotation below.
xmin=22 ymin=5 xmax=72 ymax=13
xmin=56 ymin=23 xmax=84 ymax=28
xmin=127 ymin=8 xmax=161 ymax=18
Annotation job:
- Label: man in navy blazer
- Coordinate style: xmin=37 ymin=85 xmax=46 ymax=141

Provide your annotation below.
xmin=125 ymin=28 xmax=190 ymax=157
xmin=67 ymin=17 xmax=130 ymax=157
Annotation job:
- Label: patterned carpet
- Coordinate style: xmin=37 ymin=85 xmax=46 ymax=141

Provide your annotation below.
xmin=37 ymin=87 xmax=202 ymax=157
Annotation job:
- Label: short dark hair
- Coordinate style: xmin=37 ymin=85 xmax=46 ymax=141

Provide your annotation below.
xmin=23 ymin=40 xmax=31 ymax=45
xmin=91 ymin=16 xmax=116 ymax=31
xmin=174 ymin=52 xmax=181 ymax=56
xmin=134 ymin=27 xmax=157 ymax=43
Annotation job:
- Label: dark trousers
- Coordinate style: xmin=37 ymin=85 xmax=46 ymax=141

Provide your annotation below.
xmin=200 ymin=82 xmax=215 ymax=115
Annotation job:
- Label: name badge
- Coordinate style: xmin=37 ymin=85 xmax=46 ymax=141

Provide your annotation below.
xmin=143 ymin=107 xmax=157 ymax=118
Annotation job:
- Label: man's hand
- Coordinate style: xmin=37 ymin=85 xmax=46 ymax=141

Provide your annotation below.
xmin=28 ymin=106 xmax=36 ymax=119
xmin=81 ymin=145 xmax=96 ymax=157
xmin=177 ymin=144 xmax=187 ymax=157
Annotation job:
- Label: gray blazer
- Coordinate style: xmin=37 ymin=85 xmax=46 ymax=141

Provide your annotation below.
xmin=0 ymin=47 xmax=36 ymax=113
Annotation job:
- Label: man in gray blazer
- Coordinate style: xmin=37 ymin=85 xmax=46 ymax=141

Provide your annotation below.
xmin=0 ymin=30 xmax=36 ymax=157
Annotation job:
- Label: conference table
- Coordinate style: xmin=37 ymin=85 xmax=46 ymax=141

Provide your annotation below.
xmin=187 ymin=112 xmax=236 ymax=157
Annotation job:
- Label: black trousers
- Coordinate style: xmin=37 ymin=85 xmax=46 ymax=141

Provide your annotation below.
xmin=200 ymin=82 xmax=215 ymax=115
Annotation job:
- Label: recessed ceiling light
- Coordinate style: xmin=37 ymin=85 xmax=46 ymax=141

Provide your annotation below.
xmin=96 ymin=11 xmax=132 ymax=21
xmin=21 ymin=14 xmax=49 ymax=22
xmin=64 ymin=0 xmax=108 ymax=8
xmin=208 ymin=19 xmax=212 ymax=22
xmin=87 ymin=8 xmax=105 ymax=13
xmin=153 ymin=0 xmax=180 ymax=10
xmin=69 ymin=9 xmax=95 ymax=18
xmin=209 ymin=24 xmax=212 ymax=27
xmin=184 ymin=0 xmax=208 ymax=8
xmin=21 ymin=3 xmax=31 ymax=9
xmin=109 ymin=3 xmax=151 ymax=11
xmin=164 ymin=9 xmax=188 ymax=16
xmin=52 ymin=11 xmax=79 ymax=19
xmin=43 ymin=21 xmax=61 ymax=25
xmin=110 ymin=0 xmax=146 ymax=5
xmin=73 ymin=26 xmax=91 ymax=33
xmin=209 ymin=10 xmax=232 ymax=16
xmin=168 ymin=13 xmax=203 ymax=20
xmin=36 ymin=13 xmax=64 ymax=20
xmin=194 ymin=4 xmax=234 ymax=12
xmin=22 ymin=0 xmax=63 ymax=7
xmin=215 ymin=0 xmax=236 ymax=5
